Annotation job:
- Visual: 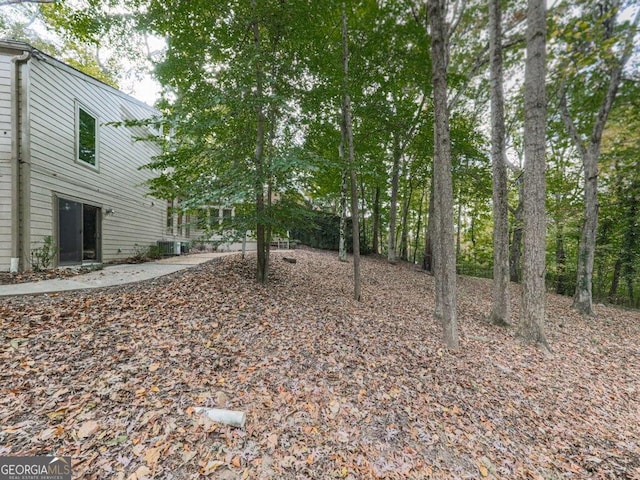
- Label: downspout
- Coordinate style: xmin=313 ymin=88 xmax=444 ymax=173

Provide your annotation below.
xmin=10 ymin=50 xmax=31 ymax=273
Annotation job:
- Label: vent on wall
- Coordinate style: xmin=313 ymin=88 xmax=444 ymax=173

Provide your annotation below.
xmin=157 ymin=241 xmax=181 ymax=255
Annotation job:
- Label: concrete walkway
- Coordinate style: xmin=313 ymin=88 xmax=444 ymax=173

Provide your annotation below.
xmin=0 ymin=252 xmax=239 ymax=297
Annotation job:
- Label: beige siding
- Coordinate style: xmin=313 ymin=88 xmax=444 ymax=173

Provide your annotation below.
xmin=24 ymin=55 xmax=175 ymax=266
xmin=0 ymin=53 xmax=13 ymax=269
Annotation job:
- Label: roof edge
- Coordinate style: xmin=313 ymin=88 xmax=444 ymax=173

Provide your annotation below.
xmin=0 ymin=38 xmax=160 ymax=115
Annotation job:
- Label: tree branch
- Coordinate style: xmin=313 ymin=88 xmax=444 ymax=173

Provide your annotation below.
xmin=448 ymin=33 xmax=524 ymax=111
xmin=589 ymin=6 xmax=640 ymax=149
xmin=559 ymin=83 xmax=588 ymax=159
xmin=448 ymin=0 xmax=468 ymax=42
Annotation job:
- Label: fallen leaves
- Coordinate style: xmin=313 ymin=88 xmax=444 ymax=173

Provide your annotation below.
xmin=77 ymin=420 xmax=99 ymax=439
xmin=0 ymin=249 xmax=639 ymax=479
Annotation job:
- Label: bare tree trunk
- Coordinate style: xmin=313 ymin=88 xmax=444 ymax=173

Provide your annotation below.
xmin=608 ymin=257 xmax=621 ymax=300
xmin=555 ymin=221 xmax=567 ymax=295
xmin=488 ymin=0 xmax=510 ymax=326
xmin=427 ymin=0 xmax=458 ymax=349
xmin=399 ymin=176 xmax=413 ymax=261
xmin=423 ymin=176 xmax=435 ymax=272
xmin=372 ymin=185 xmax=380 ymax=254
xmin=518 ymin=0 xmax=549 ymax=349
xmin=510 ymin=175 xmax=524 ymax=282
xmin=388 ymin=134 xmax=401 ymax=264
xmin=413 ymin=182 xmax=427 ymax=264
xmin=266 ymin=180 xmax=272 ymax=272
xmin=571 ymin=146 xmax=599 ymax=314
xmin=360 ymin=178 xmax=367 ymax=251
xmin=252 ymin=8 xmax=268 ymax=284
xmin=339 ymin=146 xmax=348 ymax=263
xmin=455 ymin=201 xmax=462 ymax=258
xmin=342 ymin=4 xmax=361 ymax=301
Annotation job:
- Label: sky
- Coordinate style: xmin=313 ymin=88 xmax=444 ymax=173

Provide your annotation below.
xmin=0 ymin=2 xmax=163 ymax=106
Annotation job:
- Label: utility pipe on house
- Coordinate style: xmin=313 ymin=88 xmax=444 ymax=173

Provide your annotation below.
xmin=10 ymin=49 xmax=31 ymax=273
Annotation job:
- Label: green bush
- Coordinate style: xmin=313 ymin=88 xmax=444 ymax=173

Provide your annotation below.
xmin=30 ymin=236 xmax=57 ymax=272
xmin=147 ymin=245 xmax=163 ymax=260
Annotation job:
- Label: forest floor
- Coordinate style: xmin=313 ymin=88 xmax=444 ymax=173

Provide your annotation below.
xmin=1 ymin=249 xmax=639 ymax=480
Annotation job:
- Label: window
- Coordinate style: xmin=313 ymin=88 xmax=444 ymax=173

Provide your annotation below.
xmin=222 ymin=208 xmax=233 ymax=221
xmin=78 ymin=106 xmax=97 ymax=166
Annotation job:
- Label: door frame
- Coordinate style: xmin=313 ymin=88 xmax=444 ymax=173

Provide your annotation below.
xmin=54 ymin=193 xmax=103 ymax=266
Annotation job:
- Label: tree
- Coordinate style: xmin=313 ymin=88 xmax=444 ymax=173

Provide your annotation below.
xmin=518 ymin=0 xmax=549 ymax=349
xmin=427 ymin=0 xmax=458 ymax=349
xmin=596 ymin=95 xmax=640 ymax=306
xmin=554 ymin=1 xmax=640 ymax=315
xmin=137 ymin=1 xmax=313 ymax=284
xmin=0 ymin=3 xmax=122 ymax=86
xmin=488 ymin=0 xmax=510 ymax=327
xmin=342 ymin=3 xmax=361 ymax=301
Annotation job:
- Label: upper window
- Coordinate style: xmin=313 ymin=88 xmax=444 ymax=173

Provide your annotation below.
xmin=77 ymin=106 xmax=97 ymax=167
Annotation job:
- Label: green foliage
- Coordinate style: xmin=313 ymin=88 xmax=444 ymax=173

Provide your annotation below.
xmin=147 ymin=245 xmax=163 ymax=260
xmin=30 ymin=236 xmax=57 ymax=272
xmin=0 ymin=2 xmax=135 ymax=87
xmin=130 ymin=243 xmax=166 ymax=263
xmin=291 ymin=208 xmax=370 ymax=255
xmin=593 ymin=97 xmax=640 ymax=307
xmin=129 ymin=244 xmax=150 ymax=263
xmin=25 ymin=0 xmax=638 ymax=306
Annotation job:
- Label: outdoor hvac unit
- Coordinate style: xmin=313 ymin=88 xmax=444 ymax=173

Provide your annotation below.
xmin=157 ymin=241 xmax=181 ymax=255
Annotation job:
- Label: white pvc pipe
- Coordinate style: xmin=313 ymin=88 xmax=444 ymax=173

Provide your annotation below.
xmin=193 ymin=407 xmax=246 ymax=428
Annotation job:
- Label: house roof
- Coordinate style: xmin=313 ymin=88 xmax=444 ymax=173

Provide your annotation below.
xmin=0 ymin=38 xmax=159 ymax=114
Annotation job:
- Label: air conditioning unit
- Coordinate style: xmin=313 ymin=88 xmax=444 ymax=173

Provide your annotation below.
xmin=157 ymin=241 xmax=181 ymax=255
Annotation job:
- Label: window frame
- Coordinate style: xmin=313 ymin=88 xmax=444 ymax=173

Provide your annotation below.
xmin=75 ymin=102 xmax=99 ymax=170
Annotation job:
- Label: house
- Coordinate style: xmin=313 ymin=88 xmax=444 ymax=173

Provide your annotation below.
xmin=0 ymin=39 xmax=193 ymax=272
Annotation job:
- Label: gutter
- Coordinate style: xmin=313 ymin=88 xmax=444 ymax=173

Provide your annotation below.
xmin=10 ymin=49 xmax=31 ymax=273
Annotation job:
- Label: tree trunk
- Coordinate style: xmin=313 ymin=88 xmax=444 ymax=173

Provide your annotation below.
xmin=518 ymin=0 xmax=548 ymax=349
xmin=360 ymin=178 xmax=367 ymax=252
xmin=455 ymin=201 xmax=462 ymax=258
xmin=252 ymin=8 xmax=268 ymax=284
xmin=413 ymin=183 xmax=427 ymax=264
xmin=509 ymin=175 xmax=524 ymax=282
xmin=372 ymin=185 xmax=380 ymax=254
xmin=339 ymin=155 xmax=348 ymax=262
xmin=423 ymin=176 xmax=435 ymax=272
xmin=555 ymin=221 xmax=567 ymax=295
xmin=388 ymin=134 xmax=401 ymax=263
xmin=342 ymin=4 xmax=361 ymax=301
xmin=399 ymin=176 xmax=413 ymax=261
xmin=571 ymin=148 xmax=598 ymax=313
xmin=488 ymin=0 xmax=510 ymax=326
xmin=561 ymin=8 xmax=640 ymax=315
xmin=427 ymin=0 xmax=458 ymax=349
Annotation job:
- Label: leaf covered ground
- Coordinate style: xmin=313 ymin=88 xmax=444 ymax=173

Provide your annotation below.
xmin=1 ymin=249 xmax=639 ymax=479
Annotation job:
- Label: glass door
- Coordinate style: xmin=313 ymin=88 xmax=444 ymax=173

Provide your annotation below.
xmin=58 ymin=198 xmax=83 ymax=265
xmin=83 ymin=204 xmax=100 ymax=261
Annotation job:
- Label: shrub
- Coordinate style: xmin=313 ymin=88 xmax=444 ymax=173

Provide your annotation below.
xmin=30 ymin=236 xmax=58 ymax=272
